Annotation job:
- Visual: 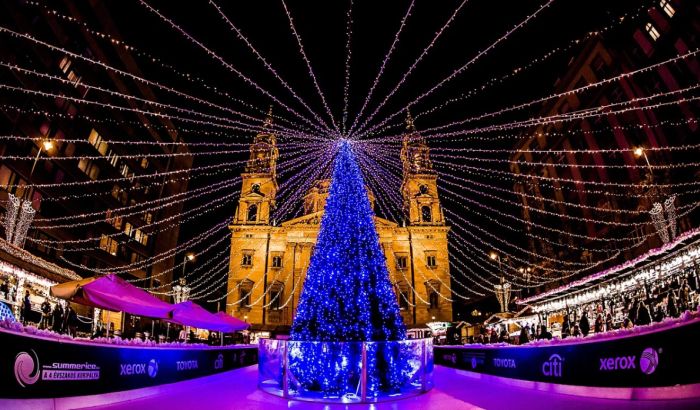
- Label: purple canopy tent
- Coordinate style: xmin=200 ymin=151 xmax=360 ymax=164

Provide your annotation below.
xmin=50 ymin=274 xmax=172 ymax=319
xmin=214 ymin=311 xmax=249 ymax=331
xmin=169 ymin=301 xmax=248 ymax=333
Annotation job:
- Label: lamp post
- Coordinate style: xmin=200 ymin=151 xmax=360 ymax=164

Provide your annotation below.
xmin=173 ymin=252 xmax=195 ymax=304
xmin=490 ymin=252 xmax=512 ymax=313
xmin=29 ymin=140 xmax=54 ymax=179
xmin=635 ymin=147 xmax=676 ymax=243
xmin=633 ymin=146 xmax=654 ymax=184
xmin=5 ymin=140 xmax=54 ymax=247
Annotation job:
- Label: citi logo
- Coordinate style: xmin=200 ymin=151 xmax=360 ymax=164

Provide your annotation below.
xmin=542 ymin=354 xmax=564 ymax=378
xmin=600 ymin=356 xmax=636 ymax=371
xmin=493 ymin=358 xmax=516 ymax=369
xmin=176 ymin=360 xmax=198 ymax=371
xmin=443 ymin=353 xmax=457 ymax=364
xmin=214 ymin=354 xmax=224 ymax=370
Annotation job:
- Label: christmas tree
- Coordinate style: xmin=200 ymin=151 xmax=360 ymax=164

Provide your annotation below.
xmin=288 ymin=140 xmax=408 ymax=396
xmin=291 ymin=140 xmax=406 ymax=342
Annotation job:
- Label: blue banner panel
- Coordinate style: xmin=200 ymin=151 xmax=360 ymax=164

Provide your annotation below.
xmin=0 ymin=329 xmax=258 ymax=398
xmin=435 ymin=319 xmax=700 ymax=388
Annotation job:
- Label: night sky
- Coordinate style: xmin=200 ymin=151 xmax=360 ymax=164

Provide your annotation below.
xmin=1 ymin=0 xmax=658 ymax=314
xmin=101 ymin=0 xmax=640 ymax=310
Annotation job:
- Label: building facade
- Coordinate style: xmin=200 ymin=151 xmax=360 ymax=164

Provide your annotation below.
xmin=509 ymin=0 xmax=700 ymax=292
xmin=226 ymin=114 xmax=452 ymax=327
xmin=0 ymin=1 xmax=192 ymax=296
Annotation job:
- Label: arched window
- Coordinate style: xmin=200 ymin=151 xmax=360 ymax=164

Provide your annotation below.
xmin=421 ymin=205 xmax=432 ymax=222
xmin=419 ymin=185 xmax=429 ymax=195
xmin=247 ymin=204 xmax=258 ymax=222
xmin=251 ymin=183 xmax=261 ymax=194
xmin=429 ymin=292 xmax=439 ymax=309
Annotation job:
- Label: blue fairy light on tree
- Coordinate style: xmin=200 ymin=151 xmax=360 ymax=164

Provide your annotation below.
xmin=288 ymin=140 xmax=408 ymax=396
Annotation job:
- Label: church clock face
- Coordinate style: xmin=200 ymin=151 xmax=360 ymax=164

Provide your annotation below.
xmin=251 ymin=183 xmax=261 ymax=194
xmin=419 ymin=184 xmax=429 ymax=195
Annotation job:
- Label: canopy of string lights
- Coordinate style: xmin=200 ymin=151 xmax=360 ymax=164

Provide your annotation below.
xmin=0 ymin=0 xmax=697 ymax=315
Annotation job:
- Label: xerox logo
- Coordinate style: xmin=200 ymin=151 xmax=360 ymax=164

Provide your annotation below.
xmin=120 ymin=359 xmax=158 ymax=378
xmin=599 ymin=355 xmax=637 ymax=371
xmin=640 ymin=348 xmax=659 ymax=375
xmin=493 ymin=358 xmax=517 ymax=369
xmin=598 ymin=348 xmax=660 ymax=375
xmin=214 ymin=354 xmax=224 ymax=370
xmin=542 ymin=354 xmax=564 ymax=378
xmin=14 ymin=350 xmax=40 ymax=387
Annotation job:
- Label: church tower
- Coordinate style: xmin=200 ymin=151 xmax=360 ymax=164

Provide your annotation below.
xmin=400 ymin=111 xmax=444 ymax=226
xmin=234 ymin=107 xmax=279 ymax=225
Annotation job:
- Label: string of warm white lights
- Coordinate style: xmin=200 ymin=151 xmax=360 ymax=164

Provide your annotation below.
xmin=136 ymin=0 xmax=330 ymax=134
xmin=355 ymin=0 xmax=556 ymax=138
xmin=342 ymin=0 xmax=354 ymax=135
xmin=419 ymin=50 xmax=700 ymax=134
xmin=23 ymin=0 xmax=278 ymax=125
xmin=413 ymin=0 xmax=654 ymax=122
xmin=347 ymin=0 xmax=414 ymax=135
xmin=0 ymin=25 xmax=318 ymax=136
xmin=207 ymin=0 xmax=330 ymax=132
xmin=351 ymin=0 xmax=470 ymax=136
xmin=280 ymin=0 xmax=339 ymax=134
xmin=0 ymin=61 xmax=311 ymax=137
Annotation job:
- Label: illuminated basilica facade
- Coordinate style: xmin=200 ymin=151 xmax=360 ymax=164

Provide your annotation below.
xmin=226 ymin=113 xmax=452 ymax=328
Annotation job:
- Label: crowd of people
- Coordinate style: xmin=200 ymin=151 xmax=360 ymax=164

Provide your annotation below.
xmin=16 ymin=291 xmax=80 ymax=336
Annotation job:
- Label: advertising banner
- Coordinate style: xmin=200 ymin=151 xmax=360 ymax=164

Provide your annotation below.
xmin=1 ymin=330 xmax=258 ymax=398
xmin=435 ymin=319 xmax=700 ymax=388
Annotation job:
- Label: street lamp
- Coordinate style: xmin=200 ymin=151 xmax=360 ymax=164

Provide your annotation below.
xmin=30 ymin=139 xmax=54 ymax=179
xmin=5 ymin=139 xmax=54 ymax=247
xmin=173 ymin=253 xmax=195 ymax=304
xmin=633 ymin=146 xmax=653 ymax=182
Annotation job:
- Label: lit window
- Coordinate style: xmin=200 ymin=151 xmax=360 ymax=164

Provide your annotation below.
xmin=88 ymin=129 xmax=109 ymax=155
xmin=59 ymin=56 xmax=72 ymax=73
xmin=646 ymin=22 xmax=660 ymax=41
xmin=124 ymin=222 xmax=133 ymax=237
xmin=99 ymin=235 xmax=118 ymax=256
xmin=659 ymin=0 xmax=675 ymax=17
xmin=78 ymin=158 xmax=100 ymax=180
xmin=140 ymin=157 xmax=149 ymax=169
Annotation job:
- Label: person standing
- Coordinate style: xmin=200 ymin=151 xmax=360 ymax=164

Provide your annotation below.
xmin=39 ymin=298 xmax=51 ymax=329
xmin=561 ymin=315 xmax=571 ymax=338
xmin=579 ymin=310 xmax=590 ymax=337
xmin=63 ymin=305 xmax=77 ymax=337
xmin=21 ymin=291 xmax=31 ymax=325
xmin=636 ymin=301 xmax=652 ymax=326
xmin=51 ymin=303 xmax=64 ymax=333
xmin=519 ymin=326 xmax=530 ymax=345
xmin=594 ymin=313 xmax=604 ymax=334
